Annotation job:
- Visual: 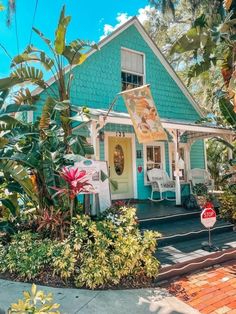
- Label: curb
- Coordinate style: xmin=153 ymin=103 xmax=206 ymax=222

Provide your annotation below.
xmin=156 ymin=247 xmax=236 ymax=282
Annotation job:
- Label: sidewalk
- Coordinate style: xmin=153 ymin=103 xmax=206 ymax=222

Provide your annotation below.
xmin=164 ymin=260 xmax=236 ymax=314
xmin=0 ymin=279 xmax=200 ymax=314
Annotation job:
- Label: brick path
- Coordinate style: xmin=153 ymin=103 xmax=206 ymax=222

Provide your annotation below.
xmin=165 ymin=260 xmax=236 ymax=314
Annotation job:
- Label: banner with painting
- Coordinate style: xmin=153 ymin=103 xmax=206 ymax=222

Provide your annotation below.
xmin=121 ymin=85 xmax=167 ymax=143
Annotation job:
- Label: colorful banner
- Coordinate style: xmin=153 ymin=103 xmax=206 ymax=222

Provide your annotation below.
xmin=121 ymin=85 xmax=167 ymax=143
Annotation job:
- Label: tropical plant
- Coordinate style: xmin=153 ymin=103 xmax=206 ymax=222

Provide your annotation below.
xmin=8 ymin=284 xmax=60 ymax=313
xmin=206 ymin=139 xmax=229 ymax=189
xmin=36 ymin=207 xmax=70 ymax=240
xmin=0 ymin=5 xmax=97 ymax=141
xmin=192 ymin=183 xmax=208 ymax=196
xmin=218 ymin=190 xmax=236 ymax=224
xmin=52 ymin=167 xmax=93 ymax=223
xmin=0 ymin=5 xmax=97 ymax=223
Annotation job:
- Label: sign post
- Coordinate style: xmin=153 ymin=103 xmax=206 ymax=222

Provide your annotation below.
xmin=200 ymin=206 xmax=219 ymax=252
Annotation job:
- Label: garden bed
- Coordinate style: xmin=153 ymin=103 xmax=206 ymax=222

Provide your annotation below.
xmin=0 ymin=206 xmax=161 ymax=290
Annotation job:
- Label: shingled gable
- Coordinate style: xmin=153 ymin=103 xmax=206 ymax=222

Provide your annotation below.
xmin=32 ymin=16 xmax=203 ymax=117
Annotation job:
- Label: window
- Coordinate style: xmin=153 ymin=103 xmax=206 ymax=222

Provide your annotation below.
xmin=144 ymin=142 xmax=165 ymax=184
xmin=169 ymin=144 xmax=188 ymax=181
xmin=121 ymin=48 xmax=144 ymax=91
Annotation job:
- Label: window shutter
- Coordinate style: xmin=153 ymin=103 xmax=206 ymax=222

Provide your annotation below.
xmin=121 ymin=49 xmax=143 ymax=74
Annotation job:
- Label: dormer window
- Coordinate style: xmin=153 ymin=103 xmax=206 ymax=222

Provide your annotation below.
xmin=121 ymin=48 xmax=144 ymax=91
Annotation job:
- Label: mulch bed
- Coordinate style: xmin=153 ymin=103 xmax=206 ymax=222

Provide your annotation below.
xmin=0 ymin=270 xmax=156 ymax=290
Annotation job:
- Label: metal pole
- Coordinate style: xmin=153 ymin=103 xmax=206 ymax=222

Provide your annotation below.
xmin=208 ymin=228 xmax=212 ymax=247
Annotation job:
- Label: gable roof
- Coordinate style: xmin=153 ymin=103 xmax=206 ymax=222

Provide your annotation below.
xmin=32 ymin=17 xmax=203 ymax=117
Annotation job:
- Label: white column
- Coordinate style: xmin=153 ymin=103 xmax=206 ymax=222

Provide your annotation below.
xmin=90 ymin=120 xmax=98 ymax=160
xmin=170 ymin=129 xmax=181 ymax=206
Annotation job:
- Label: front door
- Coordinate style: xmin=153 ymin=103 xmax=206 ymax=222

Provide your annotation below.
xmin=108 ymin=136 xmax=134 ymax=200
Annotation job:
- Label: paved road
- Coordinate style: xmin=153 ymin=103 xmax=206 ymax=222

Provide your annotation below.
xmin=0 ymin=279 xmax=200 ymax=314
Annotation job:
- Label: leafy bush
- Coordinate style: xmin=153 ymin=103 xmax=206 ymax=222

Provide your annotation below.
xmin=1 ymin=232 xmax=53 ymax=280
xmin=8 ymin=283 xmax=60 ymax=313
xmin=192 ymin=183 xmax=208 ymax=196
xmin=0 ymin=207 xmax=161 ymax=289
xmin=71 ymin=206 xmax=160 ymax=288
xmin=218 ymin=191 xmax=236 ymax=224
xmin=49 ymin=240 xmax=77 ymax=280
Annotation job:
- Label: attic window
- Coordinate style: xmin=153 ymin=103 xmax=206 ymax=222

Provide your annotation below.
xmin=121 ymin=48 xmax=144 ymax=91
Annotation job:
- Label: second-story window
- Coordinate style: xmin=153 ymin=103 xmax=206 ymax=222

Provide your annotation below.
xmin=121 ymin=48 xmax=144 ymax=91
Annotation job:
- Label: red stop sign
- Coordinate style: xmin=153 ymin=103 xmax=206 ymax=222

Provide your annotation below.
xmin=201 ymin=208 xmax=216 ymax=228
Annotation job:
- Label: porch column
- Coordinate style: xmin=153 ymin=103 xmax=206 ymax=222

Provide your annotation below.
xmin=170 ymin=129 xmax=181 ymax=206
xmin=90 ymin=120 xmax=101 ymax=160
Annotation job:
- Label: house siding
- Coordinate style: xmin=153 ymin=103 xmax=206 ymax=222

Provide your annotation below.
xmin=190 ymin=140 xmax=206 ymax=169
xmin=34 ymin=23 xmax=205 ymax=200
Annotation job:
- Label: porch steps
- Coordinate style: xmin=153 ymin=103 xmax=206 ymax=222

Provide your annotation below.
xmin=136 ymin=201 xmax=236 ymax=281
xmin=139 ymin=214 xmax=234 ymax=247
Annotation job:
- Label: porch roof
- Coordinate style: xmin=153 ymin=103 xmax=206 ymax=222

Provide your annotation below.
xmin=73 ymin=107 xmax=234 ymax=139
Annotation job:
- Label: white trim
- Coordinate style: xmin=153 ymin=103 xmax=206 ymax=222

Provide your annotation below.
xmin=161 ymin=121 xmax=234 ymax=135
xmin=31 ymin=17 xmax=203 ymax=117
xmin=204 ymin=139 xmax=208 ymax=170
xmin=102 ymin=115 xmax=234 ymax=136
xmin=143 ymin=141 xmax=166 ymax=185
xmin=169 ymin=142 xmax=189 ymax=181
xmin=104 ymin=131 xmax=137 ymax=199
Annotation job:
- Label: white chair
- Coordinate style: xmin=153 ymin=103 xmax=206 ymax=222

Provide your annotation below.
xmin=147 ymin=168 xmax=176 ymax=201
xmin=188 ymin=168 xmax=214 ymax=192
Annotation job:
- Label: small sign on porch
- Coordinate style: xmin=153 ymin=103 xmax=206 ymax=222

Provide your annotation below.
xmin=200 ymin=205 xmax=219 ymax=252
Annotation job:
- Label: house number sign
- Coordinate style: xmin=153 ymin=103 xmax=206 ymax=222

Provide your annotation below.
xmin=116 ymin=131 xmax=125 ymax=137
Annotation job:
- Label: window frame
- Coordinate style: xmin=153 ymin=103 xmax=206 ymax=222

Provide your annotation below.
xmin=121 ymin=47 xmax=146 ymax=91
xmin=143 ymin=142 xmax=165 ymax=185
xmin=168 ymin=143 xmax=189 ymax=182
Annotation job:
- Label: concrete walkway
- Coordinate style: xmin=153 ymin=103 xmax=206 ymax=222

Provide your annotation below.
xmin=0 ymin=279 xmax=200 ymax=314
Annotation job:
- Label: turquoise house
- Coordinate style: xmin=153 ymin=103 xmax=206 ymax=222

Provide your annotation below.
xmin=33 ymin=17 xmax=232 ymax=204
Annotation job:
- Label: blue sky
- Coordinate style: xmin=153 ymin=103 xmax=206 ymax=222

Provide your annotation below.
xmin=0 ymin=0 xmax=151 ymax=77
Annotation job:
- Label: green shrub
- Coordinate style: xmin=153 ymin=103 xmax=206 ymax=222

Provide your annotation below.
xmin=0 ymin=207 xmax=161 ymax=289
xmin=218 ymin=191 xmax=236 ymax=224
xmin=70 ymin=206 xmax=161 ymax=289
xmin=49 ymin=240 xmax=77 ymax=280
xmin=0 ymin=241 xmax=6 ymax=270
xmin=1 ymin=232 xmax=53 ymax=280
xmin=192 ymin=183 xmax=208 ymax=196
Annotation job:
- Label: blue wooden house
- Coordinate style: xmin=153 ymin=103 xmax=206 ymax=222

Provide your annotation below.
xmin=33 ymin=17 xmax=233 ymax=204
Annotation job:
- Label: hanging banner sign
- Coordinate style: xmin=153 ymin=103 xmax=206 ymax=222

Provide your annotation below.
xmin=121 ymin=85 xmax=167 ymax=143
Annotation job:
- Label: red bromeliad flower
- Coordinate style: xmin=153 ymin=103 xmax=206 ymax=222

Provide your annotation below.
xmin=204 ymin=201 xmax=214 ymax=209
xmin=52 ymin=166 xmax=93 ymax=199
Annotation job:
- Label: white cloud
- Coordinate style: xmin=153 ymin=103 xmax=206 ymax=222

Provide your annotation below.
xmin=99 ymin=5 xmax=156 ymax=40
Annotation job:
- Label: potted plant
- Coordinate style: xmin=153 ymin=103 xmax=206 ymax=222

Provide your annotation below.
xmin=192 ymin=183 xmax=208 ymax=208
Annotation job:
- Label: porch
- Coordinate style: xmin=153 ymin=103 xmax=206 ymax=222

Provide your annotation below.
xmin=79 ymin=108 xmax=234 ymax=204
xmin=133 ymin=200 xmax=235 ymax=268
